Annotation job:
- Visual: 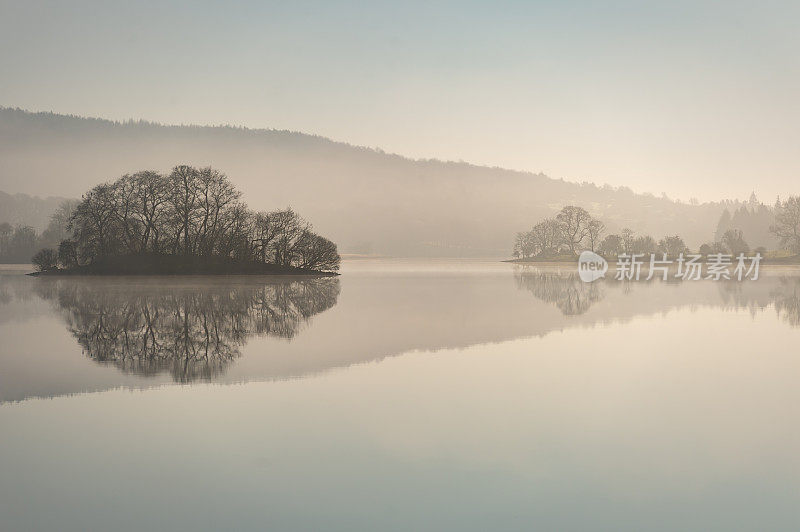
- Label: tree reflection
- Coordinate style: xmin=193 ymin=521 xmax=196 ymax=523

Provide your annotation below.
xmin=514 ymin=267 xmax=800 ymax=323
xmin=514 ymin=269 xmax=604 ymax=315
xmin=772 ymin=277 xmax=800 ymax=327
xmin=35 ymin=278 xmax=339 ymax=382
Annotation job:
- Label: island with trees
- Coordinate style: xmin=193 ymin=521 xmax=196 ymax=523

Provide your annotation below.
xmin=30 ymin=165 xmax=340 ymax=275
xmin=512 ymin=199 xmax=800 ymax=262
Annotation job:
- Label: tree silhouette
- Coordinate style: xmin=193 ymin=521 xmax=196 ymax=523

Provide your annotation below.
xmin=37 ymin=165 xmax=341 ymax=272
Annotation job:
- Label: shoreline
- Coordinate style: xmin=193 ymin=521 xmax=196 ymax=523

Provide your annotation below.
xmin=28 ymin=269 xmax=338 ymax=277
xmin=26 ymin=254 xmax=339 ymax=277
xmin=505 ymin=255 xmax=800 ymax=265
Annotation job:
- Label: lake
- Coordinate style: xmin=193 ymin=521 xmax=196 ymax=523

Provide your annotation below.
xmin=2 ymin=259 xmax=800 ymax=531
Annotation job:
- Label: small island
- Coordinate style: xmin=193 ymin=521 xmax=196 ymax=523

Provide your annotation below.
xmin=509 ymin=202 xmax=800 ymax=264
xmin=29 ymin=165 xmax=340 ymax=276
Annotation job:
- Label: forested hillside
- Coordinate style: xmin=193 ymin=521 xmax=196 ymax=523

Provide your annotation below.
xmin=0 ymin=108 xmax=731 ymax=256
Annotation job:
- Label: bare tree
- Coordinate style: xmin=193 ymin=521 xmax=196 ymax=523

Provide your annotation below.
xmin=168 ymin=165 xmax=201 ymax=256
xmin=620 ymin=228 xmax=635 ymax=254
xmin=269 ymin=209 xmax=309 ymax=267
xmin=251 ymin=211 xmax=278 ymax=262
xmin=556 ymin=206 xmax=592 ymax=254
xmin=129 ymin=170 xmax=170 ymax=253
xmin=194 ymin=166 xmax=241 ymax=256
xmin=69 ymin=183 xmax=120 ymax=261
xmin=513 ymin=231 xmax=536 ymax=259
xmin=586 ymin=219 xmax=605 ymax=252
xmin=525 ymin=219 xmax=563 ymax=257
xmin=295 ymin=232 xmax=340 ymax=271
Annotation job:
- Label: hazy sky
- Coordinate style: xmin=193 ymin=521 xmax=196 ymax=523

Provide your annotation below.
xmin=1 ymin=0 xmax=798 ymax=202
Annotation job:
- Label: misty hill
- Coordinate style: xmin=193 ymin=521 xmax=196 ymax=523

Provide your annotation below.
xmin=0 ymin=107 xmax=731 ymax=256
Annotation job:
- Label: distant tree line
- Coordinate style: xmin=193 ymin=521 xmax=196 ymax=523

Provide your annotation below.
xmin=0 ymin=200 xmax=78 ymax=263
xmin=0 ymin=224 xmax=39 ymax=263
xmin=701 ymin=195 xmax=800 ymax=256
xmin=514 ymin=194 xmax=800 ymax=260
xmin=0 ymin=191 xmax=69 ymax=234
xmin=713 ymin=193 xmax=777 ymax=249
xmin=32 ymin=165 xmax=340 ymax=272
xmin=596 ymin=230 xmax=690 ymax=258
xmin=513 ymin=205 xmax=689 ymax=259
xmin=697 ymin=229 xmax=758 ymax=257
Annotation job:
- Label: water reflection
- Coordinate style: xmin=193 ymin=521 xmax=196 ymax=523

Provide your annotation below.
xmin=514 ymin=269 xmax=603 ymax=315
xmin=34 ymin=277 xmax=340 ymax=382
xmin=3 ymin=264 xmax=800 ymax=403
xmin=6 ymin=264 xmax=800 ymax=531
xmin=514 ymin=266 xmax=800 ymax=323
xmin=773 ymin=277 xmax=800 ymax=327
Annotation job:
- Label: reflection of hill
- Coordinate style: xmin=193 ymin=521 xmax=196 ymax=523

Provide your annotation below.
xmin=35 ymin=277 xmax=340 ymax=383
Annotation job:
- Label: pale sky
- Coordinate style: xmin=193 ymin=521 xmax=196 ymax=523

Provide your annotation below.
xmin=1 ymin=0 xmax=798 ymax=202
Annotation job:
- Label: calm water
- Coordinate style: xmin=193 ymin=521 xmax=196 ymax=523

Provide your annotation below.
xmin=2 ymin=259 xmax=800 ymax=531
